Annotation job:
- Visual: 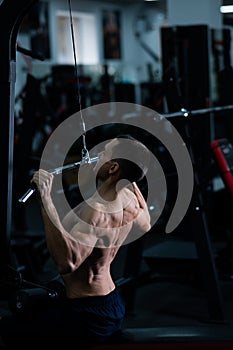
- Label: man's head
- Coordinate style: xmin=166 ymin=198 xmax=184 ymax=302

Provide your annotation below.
xmin=95 ymin=134 xmax=150 ymax=185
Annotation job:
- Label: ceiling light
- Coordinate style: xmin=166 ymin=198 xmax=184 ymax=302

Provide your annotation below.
xmin=220 ymin=5 xmax=233 ymax=13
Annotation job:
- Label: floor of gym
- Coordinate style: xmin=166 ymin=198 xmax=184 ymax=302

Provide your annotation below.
xmin=1 ymin=188 xmax=233 ymax=345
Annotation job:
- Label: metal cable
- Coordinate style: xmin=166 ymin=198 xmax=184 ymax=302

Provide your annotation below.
xmin=68 ymin=0 xmax=89 ymax=160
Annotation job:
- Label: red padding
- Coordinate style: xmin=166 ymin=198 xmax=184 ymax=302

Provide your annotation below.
xmin=211 ymin=139 xmax=233 ymax=197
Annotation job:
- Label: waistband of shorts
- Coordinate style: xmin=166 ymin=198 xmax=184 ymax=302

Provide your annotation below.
xmin=65 ymin=287 xmax=121 ymax=307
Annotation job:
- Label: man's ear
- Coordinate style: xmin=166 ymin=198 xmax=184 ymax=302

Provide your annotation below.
xmin=109 ymin=161 xmax=120 ymax=174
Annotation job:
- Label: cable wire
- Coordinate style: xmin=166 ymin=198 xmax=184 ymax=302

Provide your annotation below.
xmin=68 ymin=0 xmax=89 ymax=160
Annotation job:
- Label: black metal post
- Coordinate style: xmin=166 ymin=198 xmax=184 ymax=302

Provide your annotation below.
xmin=183 ymin=113 xmax=226 ymax=322
xmin=0 ymin=0 xmax=38 ymax=266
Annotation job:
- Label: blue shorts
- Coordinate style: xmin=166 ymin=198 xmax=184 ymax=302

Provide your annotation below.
xmin=0 ymin=287 xmax=125 ymax=346
xmin=64 ymin=287 xmax=125 ymax=337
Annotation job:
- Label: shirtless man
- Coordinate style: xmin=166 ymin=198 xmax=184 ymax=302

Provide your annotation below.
xmin=0 ymin=135 xmax=151 ymax=347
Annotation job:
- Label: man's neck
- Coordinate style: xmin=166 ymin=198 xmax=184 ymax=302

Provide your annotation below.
xmin=96 ymin=178 xmax=118 ymax=202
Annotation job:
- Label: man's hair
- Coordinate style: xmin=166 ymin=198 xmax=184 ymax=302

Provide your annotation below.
xmin=111 ymin=134 xmax=150 ymax=183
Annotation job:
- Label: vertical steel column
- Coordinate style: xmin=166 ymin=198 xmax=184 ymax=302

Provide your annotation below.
xmin=0 ymin=0 xmax=38 ymax=266
xmin=183 ymin=115 xmax=226 ymax=322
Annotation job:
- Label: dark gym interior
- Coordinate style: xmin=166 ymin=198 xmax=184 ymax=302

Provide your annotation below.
xmin=1 ymin=0 xmax=233 ymax=348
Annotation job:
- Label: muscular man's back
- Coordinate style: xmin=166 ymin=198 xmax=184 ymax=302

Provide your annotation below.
xmin=62 ymin=187 xmax=139 ymax=298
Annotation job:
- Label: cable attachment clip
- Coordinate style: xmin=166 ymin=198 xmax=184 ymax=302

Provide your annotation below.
xmin=81 ymin=148 xmax=91 ymax=164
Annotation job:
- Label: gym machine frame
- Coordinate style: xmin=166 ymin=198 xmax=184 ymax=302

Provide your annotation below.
xmin=0 ymin=0 xmax=39 ymax=266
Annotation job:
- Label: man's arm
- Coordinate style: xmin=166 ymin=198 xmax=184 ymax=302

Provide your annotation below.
xmin=32 ymin=169 xmax=94 ymax=275
xmin=132 ymin=182 xmax=151 ymax=233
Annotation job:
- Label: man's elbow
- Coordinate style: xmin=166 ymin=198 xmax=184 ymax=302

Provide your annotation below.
xmin=145 ymin=223 xmax=151 ymax=233
xmin=138 ymin=222 xmax=151 ymax=234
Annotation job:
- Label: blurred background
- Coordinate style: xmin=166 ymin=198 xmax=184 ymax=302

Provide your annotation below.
xmin=1 ymin=0 xmax=233 ymax=346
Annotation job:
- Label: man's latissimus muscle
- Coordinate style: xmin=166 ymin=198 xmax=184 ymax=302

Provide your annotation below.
xmin=60 ymin=185 xmax=149 ymax=298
